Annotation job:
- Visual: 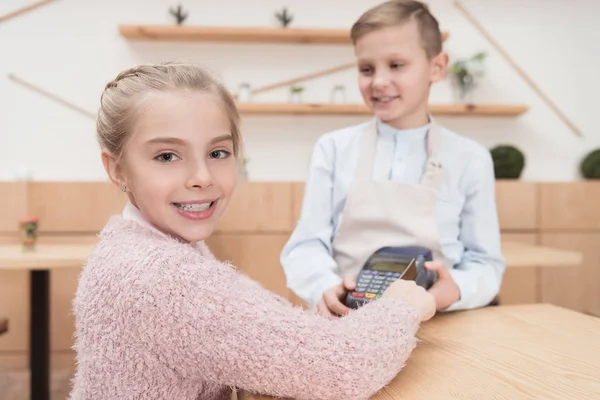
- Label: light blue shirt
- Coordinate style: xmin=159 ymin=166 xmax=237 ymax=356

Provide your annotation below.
xmin=280 ymin=119 xmax=506 ymax=311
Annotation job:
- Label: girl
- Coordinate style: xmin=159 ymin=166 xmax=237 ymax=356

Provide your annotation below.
xmin=70 ymin=62 xmax=436 ymax=400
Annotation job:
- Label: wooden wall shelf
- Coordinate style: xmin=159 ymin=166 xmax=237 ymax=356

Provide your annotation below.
xmin=119 ymin=25 xmax=449 ymax=44
xmin=235 ymin=102 xmax=529 ymax=116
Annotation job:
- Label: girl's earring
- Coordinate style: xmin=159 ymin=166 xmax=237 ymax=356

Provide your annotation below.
xmin=121 ymin=186 xmax=127 ymax=193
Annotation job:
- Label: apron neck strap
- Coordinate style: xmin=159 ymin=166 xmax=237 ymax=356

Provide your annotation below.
xmin=356 ymin=116 xmax=442 ymax=190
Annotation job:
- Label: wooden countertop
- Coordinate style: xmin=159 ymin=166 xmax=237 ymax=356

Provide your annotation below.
xmin=0 ymin=240 xmax=582 ymax=270
xmin=239 ymin=304 xmax=600 ymax=400
xmin=0 ymin=244 xmax=95 ymax=270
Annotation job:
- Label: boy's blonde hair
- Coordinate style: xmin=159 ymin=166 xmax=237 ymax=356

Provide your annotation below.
xmin=350 ymin=0 xmax=442 ymax=59
xmin=97 ymin=62 xmax=242 ymax=161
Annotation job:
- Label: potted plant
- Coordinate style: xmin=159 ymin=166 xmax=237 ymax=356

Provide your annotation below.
xmin=274 ymin=7 xmax=293 ymax=27
xmin=580 ymin=148 xmax=600 ymax=179
xmin=490 ymin=145 xmax=525 ymax=179
xmin=449 ymin=51 xmax=487 ymax=104
xmin=169 ymin=4 xmax=189 ymax=25
xmin=289 ymin=85 xmax=304 ymax=103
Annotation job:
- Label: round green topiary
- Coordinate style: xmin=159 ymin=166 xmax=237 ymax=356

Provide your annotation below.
xmin=580 ymin=148 xmax=600 ymax=179
xmin=490 ymin=145 xmax=525 ymax=179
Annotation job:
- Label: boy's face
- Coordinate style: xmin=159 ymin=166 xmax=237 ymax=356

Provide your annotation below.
xmin=354 ymin=20 xmax=447 ymax=128
xmin=103 ymin=90 xmax=238 ymax=243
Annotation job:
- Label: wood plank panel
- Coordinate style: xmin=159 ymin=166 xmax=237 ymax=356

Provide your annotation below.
xmin=0 ymin=351 xmax=75 ymax=372
xmin=293 ymin=181 xmax=540 ymax=231
xmin=216 ymin=182 xmax=294 ymax=233
xmin=205 ymin=233 xmax=291 ymax=300
xmin=41 ymin=235 xmax=96 ymax=352
xmin=0 ymin=271 xmax=28 ymax=352
xmin=291 ymin=182 xmax=305 ymax=222
xmin=499 ymin=233 xmax=538 ymax=305
xmin=538 ymin=233 xmax=591 ymax=313
xmin=495 ymin=181 xmax=538 ymax=231
xmin=0 ymin=182 xmax=27 ymax=233
xmin=0 ymin=235 xmax=98 ymax=353
xmin=28 ymin=182 xmax=126 ymax=233
xmin=0 ymin=234 xmax=27 ymax=352
xmin=539 ymin=182 xmax=600 ymax=231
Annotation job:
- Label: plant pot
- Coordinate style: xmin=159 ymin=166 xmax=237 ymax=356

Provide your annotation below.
xmin=237 ymin=83 xmax=252 ymax=102
xmin=451 ymin=72 xmax=478 ymax=104
xmin=290 ymin=92 xmax=303 ymax=103
xmin=331 ymin=85 xmax=346 ymax=104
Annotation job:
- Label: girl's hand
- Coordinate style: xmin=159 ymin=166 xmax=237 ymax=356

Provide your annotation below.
xmin=424 ymin=261 xmax=461 ymax=310
xmin=381 ymin=279 xmax=436 ymax=322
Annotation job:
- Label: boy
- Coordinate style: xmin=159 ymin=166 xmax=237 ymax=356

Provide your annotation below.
xmin=281 ymin=0 xmax=505 ymax=317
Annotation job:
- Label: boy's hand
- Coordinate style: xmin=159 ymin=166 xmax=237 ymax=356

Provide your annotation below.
xmin=315 ymin=275 xmax=356 ymax=318
xmin=424 ymin=261 xmax=461 ymax=310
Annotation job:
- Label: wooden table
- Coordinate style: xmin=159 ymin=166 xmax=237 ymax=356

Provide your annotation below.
xmin=501 ymin=240 xmax=583 ymax=267
xmin=0 ymin=244 xmax=95 ymax=400
xmin=240 ymin=304 xmax=600 ymax=400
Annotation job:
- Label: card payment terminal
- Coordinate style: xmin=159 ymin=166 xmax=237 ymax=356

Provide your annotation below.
xmin=344 ymin=246 xmax=438 ymax=309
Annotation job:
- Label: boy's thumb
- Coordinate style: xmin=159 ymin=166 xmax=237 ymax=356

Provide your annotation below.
xmin=343 ymin=274 xmax=356 ymax=290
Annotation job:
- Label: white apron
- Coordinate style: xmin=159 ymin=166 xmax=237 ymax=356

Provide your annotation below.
xmin=331 ymin=118 xmax=448 ymax=278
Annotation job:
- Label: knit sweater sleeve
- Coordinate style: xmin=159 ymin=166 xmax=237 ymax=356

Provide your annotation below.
xmin=136 ymin=256 xmax=421 ymax=400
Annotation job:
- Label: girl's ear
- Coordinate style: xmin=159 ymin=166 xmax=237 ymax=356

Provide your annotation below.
xmin=430 ymin=52 xmax=449 ymax=83
xmin=101 ymin=149 xmax=127 ymax=190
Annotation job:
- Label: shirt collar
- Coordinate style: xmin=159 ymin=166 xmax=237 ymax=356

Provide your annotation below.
xmin=376 ymin=118 xmax=431 ymax=142
xmin=121 ymin=200 xmax=170 ymax=239
xmin=120 ymin=201 xmax=213 ymax=257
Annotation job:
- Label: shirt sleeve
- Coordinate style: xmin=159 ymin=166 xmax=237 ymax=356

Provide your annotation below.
xmin=138 ymin=257 xmax=421 ymax=400
xmin=280 ymin=136 xmax=343 ymax=307
xmin=445 ymin=150 xmax=506 ymax=311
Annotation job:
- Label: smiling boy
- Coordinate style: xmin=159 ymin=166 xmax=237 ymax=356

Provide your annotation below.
xmin=281 ymin=0 xmax=506 ymax=316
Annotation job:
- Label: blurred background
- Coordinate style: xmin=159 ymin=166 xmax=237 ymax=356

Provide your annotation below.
xmin=0 ymin=0 xmax=598 ymax=399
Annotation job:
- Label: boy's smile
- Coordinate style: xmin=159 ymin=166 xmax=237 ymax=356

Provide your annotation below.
xmin=354 ymin=19 xmax=447 ymax=129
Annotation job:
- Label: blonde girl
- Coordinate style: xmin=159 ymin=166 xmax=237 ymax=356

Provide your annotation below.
xmin=70 ymin=62 xmax=436 ymax=400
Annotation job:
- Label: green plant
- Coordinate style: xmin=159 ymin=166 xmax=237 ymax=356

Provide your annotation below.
xmin=580 ymin=148 xmax=600 ymax=179
xmin=169 ymin=4 xmax=188 ymax=25
xmin=290 ymin=85 xmax=304 ymax=93
xmin=275 ymin=7 xmax=293 ymax=27
xmin=490 ymin=145 xmax=525 ymax=179
xmin=450 ymin=52 xmax=487 ymax=101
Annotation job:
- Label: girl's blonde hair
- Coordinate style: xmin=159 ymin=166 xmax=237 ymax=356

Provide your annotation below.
xmin=97 ymin=62 xmax=242 ymax=160
xmin=350 ymin=0 xmax=442 ymax=60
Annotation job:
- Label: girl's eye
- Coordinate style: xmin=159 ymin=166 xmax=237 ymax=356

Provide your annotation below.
xmin=156 ymin=153 xmax=179 ymax=162
xmin=391 ymin=63 xmax=404 ymax=69
xmin=209 ymin=150 xmax=230 ymax=159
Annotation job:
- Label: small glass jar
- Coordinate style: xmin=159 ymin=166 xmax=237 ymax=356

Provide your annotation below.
xmin=331 ymin=85 xmax=346 ymax=104
xmin=237 ymin=83 xmax=252 ymax=102
xmin=20 ymin=216 xmax=39 ymax=250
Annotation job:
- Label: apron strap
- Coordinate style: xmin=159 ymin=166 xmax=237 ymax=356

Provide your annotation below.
xmin=355 ymin=117 xmax=443 ymax=190
xmin=355 ymin=119 xmax=378 ymax=180
xmin=421 ymin=120 xmax=442 ymax=190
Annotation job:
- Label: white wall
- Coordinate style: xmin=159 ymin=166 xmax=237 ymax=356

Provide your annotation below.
xmin=1 ymin=0 xmax=597 ymax=182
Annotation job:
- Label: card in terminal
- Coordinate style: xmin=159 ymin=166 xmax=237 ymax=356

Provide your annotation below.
xmin=344 ymin=246 xmax=438 ymax=309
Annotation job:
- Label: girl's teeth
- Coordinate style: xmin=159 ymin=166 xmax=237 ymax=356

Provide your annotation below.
xmin=176 ymin=202 xmax=212 ymax=212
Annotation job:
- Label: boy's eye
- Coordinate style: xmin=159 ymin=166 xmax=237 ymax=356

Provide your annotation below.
xmin=155 ymin=153 xmax=180 ymax=162
xmin=209 ymin=150 xmax=230 ymax=159
xmin=359 ymin=66 xmax=373 ymax=74
xmin=391 ymin=63 xmax=405 ymax=69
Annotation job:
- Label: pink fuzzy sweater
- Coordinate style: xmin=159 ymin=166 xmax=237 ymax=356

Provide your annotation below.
xmin=69 ymin=205 xmax=421 ymax=400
